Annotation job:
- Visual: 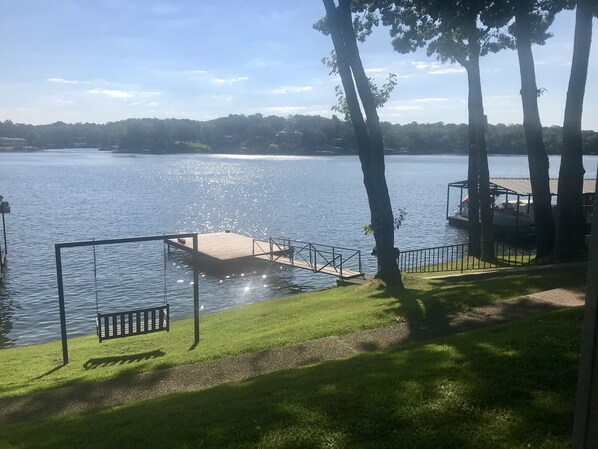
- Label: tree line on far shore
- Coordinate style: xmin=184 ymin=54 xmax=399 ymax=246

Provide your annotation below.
xmin=1 ymin=116 xmax=597 ymax=155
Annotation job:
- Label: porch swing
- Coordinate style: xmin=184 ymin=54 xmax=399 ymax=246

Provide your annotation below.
xmin=93 ymin=242 xmax=170 ymax=343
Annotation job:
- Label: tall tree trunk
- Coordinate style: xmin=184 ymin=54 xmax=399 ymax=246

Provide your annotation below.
xmin=555 ymin=0 xmax=593 ymax=260
xmin=466 ymin=40 xmax=494 ymax=262
xmin=467 ymin=94 xmax=481 ymax=257
xmin=323 ymin=0 xmax=403 ymax=287
xmin=515 ymin=1 xmax=555 ymax=259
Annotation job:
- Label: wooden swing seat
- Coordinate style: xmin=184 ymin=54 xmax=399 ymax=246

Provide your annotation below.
xmin=97 ymin=304 xmax=169 ymax=342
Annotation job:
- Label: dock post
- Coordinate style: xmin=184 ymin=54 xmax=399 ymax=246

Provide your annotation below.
xmin=55 ymin=244 xmax=69 ymax=365
xmin=359 ymin=251 xmax=362 ymax=274
xmin=2 ymin=207 xmax=7 ymax=254
xmin=446 ymin=184 xmax=450 ymax=219
xmin=193 ymin=234 xmax=200 ymax=344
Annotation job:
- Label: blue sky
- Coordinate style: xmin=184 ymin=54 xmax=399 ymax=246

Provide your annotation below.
xmin=1 ymin=1 xmax=596 ymax=129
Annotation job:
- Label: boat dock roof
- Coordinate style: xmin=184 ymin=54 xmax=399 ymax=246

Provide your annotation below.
xmin=449 ymin=178 xmax=596 ymax=196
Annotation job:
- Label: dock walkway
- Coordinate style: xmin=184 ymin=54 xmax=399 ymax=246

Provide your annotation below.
xmin=166 ymin=231 xmax=364 ymax=279
xmin=253 ymin=254 xmax=362 ymax=278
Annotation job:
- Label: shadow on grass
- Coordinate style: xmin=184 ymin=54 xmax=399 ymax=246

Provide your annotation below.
xmin=346 ymin=286 xmax=567 ymax=354
xmin=0 ymin=361 xmax=172 ymax=425
xmin=29 ymin=365 xmax=64 ymax=381
xmin=372 ymin=267 xmax=585 ymax=326
xmin=0 ymin=309 xmax=583 ymax=449
xmin=83 ymin=350 xmax=166 ymax=370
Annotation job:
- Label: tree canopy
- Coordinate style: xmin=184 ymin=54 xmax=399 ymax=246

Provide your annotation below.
xmin=1 ymin=117 xmax=597 ymax=155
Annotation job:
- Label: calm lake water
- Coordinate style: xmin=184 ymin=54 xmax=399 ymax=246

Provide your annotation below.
xmin=1 ymin=150 xmax=596 ymax=347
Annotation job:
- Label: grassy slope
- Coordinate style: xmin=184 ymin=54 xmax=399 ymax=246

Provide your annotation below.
xmin=0 ymin=308 xmax=583 ymax=449
xmin=0 ymin=267 xmax=585 ymax=399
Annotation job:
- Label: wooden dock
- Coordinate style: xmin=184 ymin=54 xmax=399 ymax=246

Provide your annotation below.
xmin=166 ymin=231 xmax=364 ymax=279
xmin=447 ymin=214 xmax=469 ymax=229
xmin=253 ymin=254 xmax=362 ymax=278
xmin=166 ymin=231 xmax=282 ymax=262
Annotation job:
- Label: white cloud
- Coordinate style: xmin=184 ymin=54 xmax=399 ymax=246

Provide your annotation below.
xmin=211 ymin=76 xmax=249 ymax=85
xmin=411 ymin=98 xmax=449 ymax=103
xmin=412 ymin=61 xmax=465 ymax=75
xmin=182 ymin=69 xmax=207 ymax=76
xmin=264 ymin=106 xmax=308 ymax=114
xmin=271 ymin=85 xmax=313 ymax=94
xmin=413 ymin=61 xmax=437 ymax=70
xmin=429 ymin=68 xmax=465 ymax=75
xmin=87 ymin=89 xmax=160 ymax=99
xmin=88 ymin=89 xmax=135 ymax=98
xmin=48 ymin=78 xmax=80 ymax=84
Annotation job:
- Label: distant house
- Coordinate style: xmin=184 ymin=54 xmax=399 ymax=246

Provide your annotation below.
xmin=0 ymin=137 xmax=38 ymax=152
xmin=275 ymin=127 xmax=302 ymax=148
xmin=0 ymin=137 xmax=27 ymax=149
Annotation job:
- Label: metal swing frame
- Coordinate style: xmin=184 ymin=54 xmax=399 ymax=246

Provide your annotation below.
xmin=55 ymin=233 xmax=200 ymax=365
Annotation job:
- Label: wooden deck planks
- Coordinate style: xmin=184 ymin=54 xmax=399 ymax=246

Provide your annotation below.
xmin=167 ymin=232 xmax=363 ymax=279
xmin=166 ymin=232 xmax=271 ymax=261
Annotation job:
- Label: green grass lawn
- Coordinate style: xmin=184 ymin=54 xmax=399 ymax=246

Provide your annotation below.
xmin=0 ymin=266 xmax=585 ymax=400
xmin=0 ymin=307 xmax=583 ymax=449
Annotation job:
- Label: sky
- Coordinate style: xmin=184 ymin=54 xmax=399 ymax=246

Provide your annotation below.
xmin=0 ymin=1 xmax=597 ymax=129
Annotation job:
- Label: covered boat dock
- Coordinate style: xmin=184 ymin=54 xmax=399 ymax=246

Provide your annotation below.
xmin=447 ymin=178 xmax=596 ymax=234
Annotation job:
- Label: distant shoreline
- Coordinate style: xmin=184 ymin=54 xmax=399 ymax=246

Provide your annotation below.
xmin=3 ymin=116 xmax=598 ymax=155
xmin=5 ymin=147 xmax=598 ymax=157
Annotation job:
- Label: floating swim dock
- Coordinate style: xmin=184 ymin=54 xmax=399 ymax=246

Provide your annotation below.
xmin=166 ymin=231 xmax=364 ymax=279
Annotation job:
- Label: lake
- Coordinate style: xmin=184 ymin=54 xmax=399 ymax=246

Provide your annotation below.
xmin=1 ymin=150 xmax=596 ymax=347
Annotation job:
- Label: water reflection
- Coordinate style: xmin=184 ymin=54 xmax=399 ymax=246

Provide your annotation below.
xmin=1 ymin=150 xmax=596 ymax=347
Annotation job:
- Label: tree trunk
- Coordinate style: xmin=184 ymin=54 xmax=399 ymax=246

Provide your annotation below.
xmin=555 ymin=0 xmax=593 ymax=260
xmin=467 ymin=99 xmax=481 ymax=257
xmin=515 ymin=1 xmax=555 ymax=259
xmin=466 ymin=40 xmax=494 ymax=262
xmin=323 ymin=0 xmax=403 ymax=287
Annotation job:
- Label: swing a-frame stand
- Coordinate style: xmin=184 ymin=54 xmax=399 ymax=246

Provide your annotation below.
xmin=55 ymin=233 xmax=200 ymax=365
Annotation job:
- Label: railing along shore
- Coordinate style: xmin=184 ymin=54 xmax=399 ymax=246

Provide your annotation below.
xmin=398 ymin=233 xmax=581 ymax=274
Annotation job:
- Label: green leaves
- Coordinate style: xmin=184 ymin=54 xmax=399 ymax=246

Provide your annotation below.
xmin=322 ymin=50 xmax=398 ymax=122
xmin=364 ymin=207 xmax=407 ymax=235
